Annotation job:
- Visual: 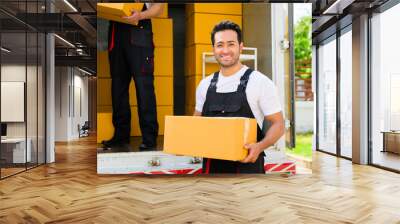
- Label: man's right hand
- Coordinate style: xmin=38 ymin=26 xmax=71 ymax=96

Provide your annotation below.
xmin=122 ymin=10 xmax=142 ymax=24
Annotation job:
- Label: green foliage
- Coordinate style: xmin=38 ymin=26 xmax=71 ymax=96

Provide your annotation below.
xmin=285 ymin=133 xmax=312 ymax=159
xmin=294 ymin=16 xmax=312 ymax=78
xmin=294 ymin=16 xmax=312 ymax=61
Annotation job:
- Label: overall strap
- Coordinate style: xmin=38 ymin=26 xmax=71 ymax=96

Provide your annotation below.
xmin=238 ymin=68 xmax=253 ymax=92
xmin=207 ymin=71 xmax=219 ymax=93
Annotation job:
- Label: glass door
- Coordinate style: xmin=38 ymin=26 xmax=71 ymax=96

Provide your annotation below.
xmin=317 ymin=36 xmax=337 ymax=155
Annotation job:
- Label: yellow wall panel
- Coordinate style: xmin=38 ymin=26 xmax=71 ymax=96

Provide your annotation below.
xmin=154 ymin=76 xmax=173 ymax=106
xmin=152 ymin=18 xmax=173 ymax=47
xmin=131 ymin=105 xmax=173 ymax=136
xmin=186 ymin=13 xmax=242 ymax=46
xmin=98 ymin=48 xmax=172 ymax=78
xmin=154 ymin=47 xmax=173 ymax=76
xmin=130 ymin=107 xmax=140 ymax=136
xmin=97 ymin=106 xmax=173 ymax=141
xmin=185 ymin=105 xmax=195 ymax=116
xmin=97 ymin=51 xmax=110 ymax=78
xmin=185 ymin=75 xmax=203 ymax=107
xmin=185 ymin=4 xmax=194 ymax=18
xmin=97 ymin=112 xmax=114 ymax=143
xmin=97 ymin=106 xmax=112 ymax=113
xmin=157 ymin=106 xmax=174 ymax=135
xmin=185 ymin=44 xmax=220 ymax=76
xmin=98 ymin=76 xmax=173 ymax=107
xmin=184 ymin=47 xmax=193 ymax=76
xmin=129 ymin=76 xmax=173 ymax=106
xmin=97 ymin=78 xmax=112 ymax=106
xmin=186 ymin=3 xmax=242 ymax=17
xmin=185 ymin=77 xmax=195 ymax=108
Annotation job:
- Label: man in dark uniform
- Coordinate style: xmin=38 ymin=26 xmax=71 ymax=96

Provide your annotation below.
xmin=102 ymin=4 xmax=164 ymax=150
xmin=194 ymin=21 xmax=285 ymax=173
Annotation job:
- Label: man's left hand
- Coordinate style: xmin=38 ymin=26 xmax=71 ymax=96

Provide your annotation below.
xmin=122 ymin=10 xmax=142 ymax=24
xmin=240 ymin=143 xmax=263 ymax=163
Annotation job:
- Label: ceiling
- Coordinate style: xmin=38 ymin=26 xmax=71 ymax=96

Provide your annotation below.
xmin=0 ymin=0 xmax=97 ymax=74
xmin=310 ymin=0 xmax=390 ymax=44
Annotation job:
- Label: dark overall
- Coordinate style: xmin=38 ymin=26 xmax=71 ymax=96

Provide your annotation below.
xmin=108 ymin=4 xmax=158 ymax=146
xmin=202 ymin=68 xmax=265 ymax=174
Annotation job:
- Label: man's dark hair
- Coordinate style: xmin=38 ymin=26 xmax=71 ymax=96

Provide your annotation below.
xmin=211 ymin=20 xmax=242 ymax=46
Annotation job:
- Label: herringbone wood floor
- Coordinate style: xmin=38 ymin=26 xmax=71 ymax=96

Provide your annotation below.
xmin=0 ymin=135 xmax=399 ymax=223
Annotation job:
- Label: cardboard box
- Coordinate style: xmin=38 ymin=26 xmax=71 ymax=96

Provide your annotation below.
xmin=97 ymin=3 xmax=143 ymax=17
xmin=159 ymin=3 xmax=168 ymax=18
xmin=97 ymin=3 xmax=144 ymax=25
xmin=163 ymin=116 xmax=257 ymax=161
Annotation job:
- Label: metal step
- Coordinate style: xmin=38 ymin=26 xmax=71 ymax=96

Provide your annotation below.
xmin=97 ymin=147 xmax=296 ymax=175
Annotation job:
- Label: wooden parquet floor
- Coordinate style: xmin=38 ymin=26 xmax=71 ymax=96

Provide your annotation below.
xmin=0 ymin=135 xmax=399 ymax=224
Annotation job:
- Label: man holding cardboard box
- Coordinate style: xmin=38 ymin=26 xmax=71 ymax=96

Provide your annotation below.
xmin=102 ymin=4 xmax=164 ymax=150
xmin=194 ymin=21 xmax=285 ymax=173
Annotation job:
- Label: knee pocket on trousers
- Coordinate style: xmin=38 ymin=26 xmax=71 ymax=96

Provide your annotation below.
xmin=141 ymin=47 xmax=154 ymax=75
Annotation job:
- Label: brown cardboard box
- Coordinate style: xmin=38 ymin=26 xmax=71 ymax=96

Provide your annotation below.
xmin=163 ymin=116 xmax=257 ymax=161
xmin=97 ymin=3 xmax=169 ymax=25
xmin=97 ymin=3 xmax=144 ymax=25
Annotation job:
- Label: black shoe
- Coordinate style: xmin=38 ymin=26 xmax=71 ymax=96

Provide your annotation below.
xmin=102 ymin=138 xmax=129 ymax=149
xmin=139 ymin=143 xmax=156 ymax=151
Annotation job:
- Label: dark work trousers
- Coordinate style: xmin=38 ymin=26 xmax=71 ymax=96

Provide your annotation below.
xmin=201 ymin=68 xmax=265 ymax=174
xmin=108 ymin=22 xmax=158 ymax=145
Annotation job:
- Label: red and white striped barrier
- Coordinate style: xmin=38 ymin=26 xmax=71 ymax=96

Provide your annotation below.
xmin=128 ymin=162 xmax=296 ymax=175
xmin=129 ymin=168 xmax=202 ymax=175
xmin=264 ymin=162 xmax=296 ymax=174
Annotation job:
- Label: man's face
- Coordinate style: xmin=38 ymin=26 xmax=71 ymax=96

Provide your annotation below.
xmin=213 ymin=30 xmax=243 ymax=68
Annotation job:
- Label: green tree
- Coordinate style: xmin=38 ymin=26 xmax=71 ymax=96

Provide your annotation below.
xmin=294 ymin=16 xmax=312 ymax=78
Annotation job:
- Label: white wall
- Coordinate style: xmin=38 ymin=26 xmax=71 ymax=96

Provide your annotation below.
xmin=371 ymin=4 xmax=400 ymax=156
xmin=271 ymin=4 xmax=287 ymax=151
xmin=1 ymin=65 xmax=26 ymax=139
xmin=75 ymin=74 xmax=89 ymax=122
xmin=71 ymin=72 xmax=89 ymax=138
xmin=55 ymin=67 xmax=69 ymax=141
xmin=295 ymin=101 xmax=314 ymax=133
xmin=1 ymin=64 xmax=46 ymax=164
xmin=54 ymin=67 xmax=89 ymax=141
xmin=1 ymin=65 xmax=38 ymax=137
xmin=1 ymin=65 xmax=26 ymax=81
xmin=312 ymin=45 xmax=317 ymax=151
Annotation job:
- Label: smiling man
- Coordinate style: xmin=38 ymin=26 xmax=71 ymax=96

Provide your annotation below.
xmin=193 ymin=20 xmax=285 ymax=174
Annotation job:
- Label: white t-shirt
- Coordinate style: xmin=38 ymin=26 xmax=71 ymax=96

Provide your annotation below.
xmin=195 ymin=65 xmax=282 ymax=129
